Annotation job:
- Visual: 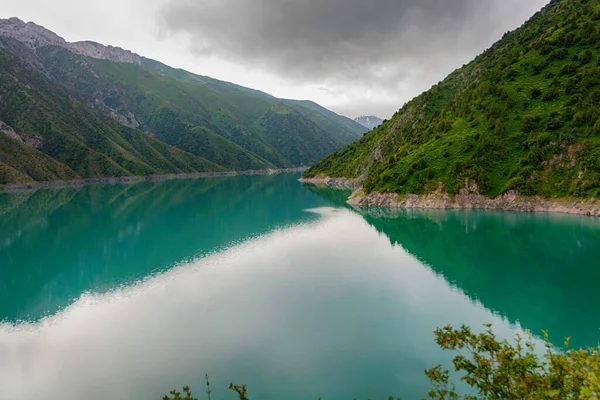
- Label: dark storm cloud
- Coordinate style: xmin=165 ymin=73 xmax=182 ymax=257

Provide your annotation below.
xmin=159 ymin=0 xmax=549 ymax=116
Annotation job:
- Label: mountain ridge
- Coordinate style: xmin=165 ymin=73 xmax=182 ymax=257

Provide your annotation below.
xmin=305 ymin=0 xmax=600 ymax=206
xmin=0 ymin=17 xmax=367 ymax=184
xmin=0 ymin=17 xmax=366 ymax=140
xmin=0 ymin=44 xmax=226 ymax=184
xmin=0 ymin=17 xmax=144 ymax=64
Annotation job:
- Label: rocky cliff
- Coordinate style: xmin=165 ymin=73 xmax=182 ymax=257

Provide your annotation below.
xmin=69 ymin=41 xmax=143 ymax=65
xmin=0 ymin=18 xmax=143 ymax=65
xmin=0 ymin=17 xmax=66 ymax=49
xmin=346 ymin=186 xmax=600 ymax=217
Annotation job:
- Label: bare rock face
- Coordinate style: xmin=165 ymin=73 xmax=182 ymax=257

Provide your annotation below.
xmin=0 ymin=18 xmax=147 ymax=133
xmin=108 ymin=110 xmax=140 ymax=129
xmin=347 ymin=187 xmax=600 ymax=217
xmin=0 ymin=17 xmax=67 ymax=50
xmin=0 ymin=18 xmax=144 ymax=66
xmin=69 ymin=41 xmax=143 ymax=65
xmin=0 ymin=35 xmax=50 ymax=74
xmin=303 ymin=175 xmax=600 ymax=217
xmin=0 ymin=121 xmax=43 ymax=148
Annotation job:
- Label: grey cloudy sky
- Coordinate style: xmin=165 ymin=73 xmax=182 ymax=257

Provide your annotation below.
xmin=1 ymin=0 xmax=549 ymax=118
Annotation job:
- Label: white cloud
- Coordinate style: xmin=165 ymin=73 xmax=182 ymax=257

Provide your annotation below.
xmin=0 ymin=0 xmax=549 ymax=118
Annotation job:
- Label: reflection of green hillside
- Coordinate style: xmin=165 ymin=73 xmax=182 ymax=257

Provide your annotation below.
xmin=300 ymin=184 xmax=354 ymax=207
xmin=357 ymin=208 xmax=600 ymax=348
xmin=0 ymin=173 xmax=331 ymax=322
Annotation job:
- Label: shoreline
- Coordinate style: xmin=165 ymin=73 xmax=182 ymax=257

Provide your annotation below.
xmin=298 ymin=176 xmax=360 ymax=189
xmin=1 ymin=167 xmax=307 ymax=192
xmin=300 ymin=177 xmax=600 ymax=217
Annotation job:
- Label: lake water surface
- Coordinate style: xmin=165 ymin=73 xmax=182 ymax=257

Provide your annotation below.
xmin=1 ymin=173 xmax=599 ymax=400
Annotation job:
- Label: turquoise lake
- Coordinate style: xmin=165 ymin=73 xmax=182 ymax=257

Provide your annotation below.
xmin=1 ymin=172 xmax=600 ymax=400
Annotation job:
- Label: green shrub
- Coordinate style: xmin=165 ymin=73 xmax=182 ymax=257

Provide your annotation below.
xmin=304 ymin=0 xmax=600 ymax=199
xmin=426 ymin=324 xmax=600 ymax=400
xmin=162 ymin=386 xmax=197 ymax=400
xmin=591 ymin=90 xmax=600 ymax=105
xmin=547 ymin=111 xmax=565 ymax=130
xmin=580 ymin=49 xmax=593 ymax=64
xmin=543 ymin=86 xmax=559 ymax=102
xmin=530 ymin=87 xmax=542 ymax=99
xmin=560 ymin=62 xmax=579 ymax=76
xmin=167 ymin=325 xmax=600 ymax=400
xmin=548 ymin=48 xmax=569 ymax=61
xmin=567 ymin=93 xmax=584 ymax=106
xmin=523 ymin=113 xmax=543 ymax=132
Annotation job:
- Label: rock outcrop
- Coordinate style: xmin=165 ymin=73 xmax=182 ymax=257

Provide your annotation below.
xmin=0 ymin=17 xmax=67 ymax=50
xmin=347 ymin=188 xmax=600 ymax=217
xmin=0 ymin=121 xmax=42 ymax=148
xmin=107 ymin=110 xmax=141 ymax=129
xmin=69 ymin=41 xmax=143 ymax=65
xmin=303 ymin=176 xmax=600 ymax=217
xmin=0 ymin=18 xmax=144 ymax=65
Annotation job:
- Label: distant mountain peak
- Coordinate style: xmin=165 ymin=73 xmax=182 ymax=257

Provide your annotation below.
xmin=0 ymin=16 xmax=367 ymax=184
xmin=353 ymin=115 xmax=383 ymax=130
xmin=0 ymin=17 xmax=68 ymax=50
xmin=0 ymin=17 xmax=143 ymax=65
xmin=6 ymin=17 xmax=24 ymax=24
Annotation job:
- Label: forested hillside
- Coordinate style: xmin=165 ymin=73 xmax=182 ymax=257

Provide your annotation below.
xmin=306 ymin=0 xmax=600 ymax=199
xmin=0 ymin=48 xmax=223 ymax=184
xmin=0 ymin=17 xmax=366 ymax=184
xmin=0 ymin=18 xmax=366 ymax=182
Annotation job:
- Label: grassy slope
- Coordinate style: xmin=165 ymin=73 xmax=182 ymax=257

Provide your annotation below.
xmin=254 ymin=103 xmax=344 ymax=166
xmin=32 ymin=47 xmax=363 ymax=170
xmin=0 ymin=47 xmax=224 ymax=184
xmin=254 ymin=103 xmax=342 ymax=166
xmin=35 ymin=46 xmax=285 ymax=169
xmin=283 ymin=99 xmax=368 ymax=143
xmin=142 ymin=58 xmax=368 ymax=144
xmin=0 ymin=134 xmax=76 ymax=184
xmin=306 ymin=0 xmax=600 ymax=199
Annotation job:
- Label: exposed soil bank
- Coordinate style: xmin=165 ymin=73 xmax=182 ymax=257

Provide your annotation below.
xmin=1 ymin=168 xmax=307 ymax=192
xmin=301 ymin=177 xmax=600 ymax=217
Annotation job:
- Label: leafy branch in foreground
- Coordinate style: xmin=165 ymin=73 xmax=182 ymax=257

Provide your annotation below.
xmin=162 ymin=385 xmax=197 ymax=400
xmin=426 ymin=324 xmax=600 ymax=399
xmin=228 ymin=383 xmax=249 ymax=400
xmin=163 ymin=325 xmax=600 ymax=399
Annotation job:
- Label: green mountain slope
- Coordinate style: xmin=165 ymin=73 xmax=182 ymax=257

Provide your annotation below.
xmin=0 ymin=47 xmax=224 ymax=184
xmin=0 ymin=18 xmax=366 ymax=174
xmin=30 ymin=46 xmax=281 ymax=168
xmin=0 ymin=134 xmax=77 ymax=184
xmin=141 ymin=58 xmax=368 ymax=145
xmin=35 ymin=46 xmax=363 ymax=170
xmin=306 ymin=0 xmax=600 ymax=199
xmin=282 ymin=99 xmax=366 ymax=145
xmin=254 ymin=103 xmax=343 ymax=166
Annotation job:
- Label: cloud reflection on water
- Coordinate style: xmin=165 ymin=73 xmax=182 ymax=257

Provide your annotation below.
xmin=0 ymin=208 xmax=518 ymax=400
